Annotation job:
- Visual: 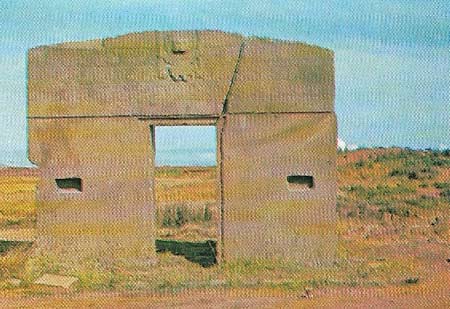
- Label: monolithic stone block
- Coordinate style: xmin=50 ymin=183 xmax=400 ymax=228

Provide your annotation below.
xmin=28 ymin=117 xmax=156 ymax=265
xmin=221 ymin=113 xmax=337 ymax=264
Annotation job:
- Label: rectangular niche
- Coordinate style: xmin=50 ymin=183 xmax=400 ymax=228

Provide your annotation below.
xmin=55 ymin=178 xmax=82 ymax=192
xmin=287 ymin=175 xmax=314 ymax=190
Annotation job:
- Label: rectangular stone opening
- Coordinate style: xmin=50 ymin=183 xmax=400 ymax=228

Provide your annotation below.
xmin=55 ymin=178 xmax=82 ymax=192
xmin=152 ymin=125 xmax=218 ymax=266
xmin=287 ymin=175 xmax=314 ymax=189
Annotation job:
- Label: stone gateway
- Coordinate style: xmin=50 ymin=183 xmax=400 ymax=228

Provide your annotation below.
xmin=28 ymin=30 xmax=337 ymax=266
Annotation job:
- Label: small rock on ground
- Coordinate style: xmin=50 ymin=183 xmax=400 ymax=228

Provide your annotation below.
xmin=34 ymin=274 xmax=79 ymax=289
xmin=6 ymin=278 xmax=22 ymax=286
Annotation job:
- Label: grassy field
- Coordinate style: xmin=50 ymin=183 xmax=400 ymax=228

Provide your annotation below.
xmin=0 ymin=148 xmax=449 ymax=305
xmin=0 ymin=169 xmax=38 ymax=230
xmin=337 ymin=148 xmax=450 ymax=242
xmin=155 ymin=166 xmax=218 ymax=241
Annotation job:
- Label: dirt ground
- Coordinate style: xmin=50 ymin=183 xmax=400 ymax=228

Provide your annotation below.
xmin=1 ymin=240 xmax=449 ymax=308
xmin=1 ymin=278 xmax=449 ymax=308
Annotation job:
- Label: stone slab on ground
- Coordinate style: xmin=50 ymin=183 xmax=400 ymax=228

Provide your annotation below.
xmin=34 ymin=274 xmax=79 ymax=289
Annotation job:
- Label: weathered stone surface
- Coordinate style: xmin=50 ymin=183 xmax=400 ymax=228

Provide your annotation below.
xmin=27 ymin=30 xmax=337 ymax=267
xmin=28 ymin=117 xmax=156 ymax=264
xmin=28 ymin=31 xmax=243 ymax=118
xmin=28 ymin=31 xmax=334 ymax=118
xmin=221 ymin=113 xmax=337 ymax=264
xmin=227 ymin=38 xmax=335 ymax=113
xmin=34 ymin=274 xmax=78 ymax=289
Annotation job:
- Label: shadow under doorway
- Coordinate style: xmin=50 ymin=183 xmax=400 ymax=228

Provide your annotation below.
xmin=152 ymin=125 xmax=219 ymax=267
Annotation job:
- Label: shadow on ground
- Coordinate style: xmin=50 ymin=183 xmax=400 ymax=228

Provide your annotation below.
xmin=155 ymin=239 xmax=217 ymax=267
xmin=1 ymin=239 xmax=217 ymax=268
xmin=0 ymin=240 xmax=32 ymax=255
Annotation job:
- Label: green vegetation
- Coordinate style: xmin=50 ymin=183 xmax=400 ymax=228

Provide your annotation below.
xmin=0 ymin=241 xmax=33 ymax=279
xmin=434 ymin=182 xmax=450 ymax=190
xmin=339 ymin=149 xmax=450 ymax=222
xmin=405 ymin=196 xmax=437 ymax=209
xmin=161 ymin=204 xmax=213 ymax=228
xmin=387 ymin=151 xmax=442 ymax=179
xmin=440 ymin=189 xmax=450 ymax=201
xmin=404 ymin=277 xmax=419 ymax=284
xmin=0 ymin=241 xmax=31 ymax=255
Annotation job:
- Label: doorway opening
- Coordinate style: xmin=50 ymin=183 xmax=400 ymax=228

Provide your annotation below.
xmin=152 ymin=125 xmax=219 ymax=266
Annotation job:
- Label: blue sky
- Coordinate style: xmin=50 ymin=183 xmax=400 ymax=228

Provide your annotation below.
xmin=155 ymin=126 xmax=216 ymax=166
xmin=0 ymin=0 xmax=449 ymax=166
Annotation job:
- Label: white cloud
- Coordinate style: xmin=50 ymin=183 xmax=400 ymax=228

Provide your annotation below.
xmin=347 ymin=144 xmax=359 ymax=151
xmin=337 ymin=138 xmax=346 ymax=150
xmin=439 ymin=144 xmax=449 ymax=151
xmin=338 ymin=138 xmax=359 ymax=151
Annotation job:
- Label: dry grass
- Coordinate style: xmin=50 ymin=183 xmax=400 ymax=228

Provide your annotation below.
xmin=0 ymin=242 xmax=33 ymax=280
xmin=0 ymin=176 xmax=38 ymax=229
xmin=337 ymin=148 xmax=450 ymax=242
xmin=0 ymin=149 xmax=449 ymax=297
xmin=155 ymin=166 xmax=218 ymax=241
xmin=155 ymin=166 xmax=217 ymax=203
